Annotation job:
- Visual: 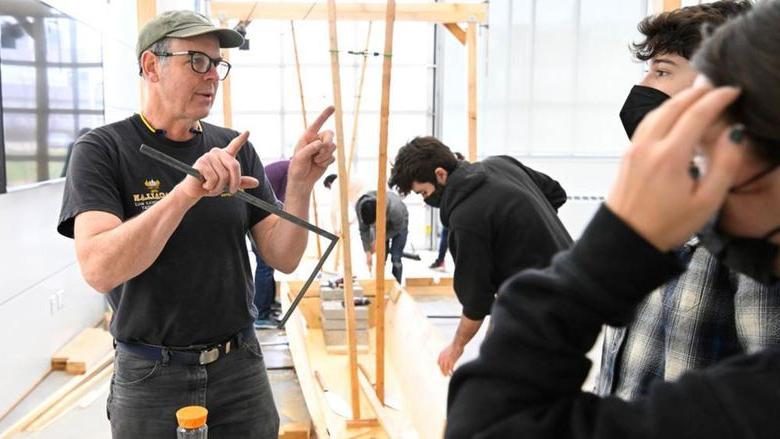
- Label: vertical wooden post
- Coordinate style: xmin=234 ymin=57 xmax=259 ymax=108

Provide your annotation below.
xmin=663 ymin=0 xmax=681 ymax=12
xmin=290 ymin=21 xmax=323 ymax=259
xmin=346 ymin=22 xmax=373 ymax=176
xmin=137 ymin=0 xmax=156 ymax=107
xmin=220 ymin=21 xmax=233 ymax=129
xmin=374 ymin=0 xmax=396 ymax=404
xmin=326 ymin=0 xmax=361 ymax=421
xmin=466 ymin=21 xmax=477 ymax=162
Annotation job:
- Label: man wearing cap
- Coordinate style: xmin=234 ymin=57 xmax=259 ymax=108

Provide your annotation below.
xmin=57 ymin=10 xmax=336 ymax=438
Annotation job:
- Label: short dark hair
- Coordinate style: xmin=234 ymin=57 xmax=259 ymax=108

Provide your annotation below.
xmin=359 ymin=199 xmax=376 ymax=225
xmin=324 ymin=174 xmax=337 ymax=189
xmin=388 ymin=137 xmax=459 ymax=195
xmin=693 ymin=0 xmax=780 ymax=164
xmin=631 ymin=1 xmax=752 ymax=62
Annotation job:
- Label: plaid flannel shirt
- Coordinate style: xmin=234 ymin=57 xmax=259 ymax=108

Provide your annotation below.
xmin=594 ymin=239 xmax=780 ymax=401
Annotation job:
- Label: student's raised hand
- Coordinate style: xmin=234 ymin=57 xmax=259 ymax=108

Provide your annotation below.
xmin=179 ymin=131 xmax=259 ymax=200
xmin=288 ymin=106 xmax=337 ymax=189
xmin=606 ymin=81 xmax=746 ymax=252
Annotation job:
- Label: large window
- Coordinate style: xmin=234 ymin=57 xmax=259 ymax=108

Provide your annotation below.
xmin=0 ymin=0 xmax=105 ymax=192
xmin=207 ymin=19 xmax=436 ymax=178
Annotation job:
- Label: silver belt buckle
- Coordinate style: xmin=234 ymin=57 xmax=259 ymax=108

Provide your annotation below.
xmin=199 ymin=347 xmax=220 ymax=365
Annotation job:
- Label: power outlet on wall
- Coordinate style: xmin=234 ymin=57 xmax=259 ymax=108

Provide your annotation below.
xmin=49 ymin=294 xmax=57 ymax=315
xmin=55 ymin=290 xmax=65 ymax=310
xmin=49 ymin=290 xmax=66 ymax=315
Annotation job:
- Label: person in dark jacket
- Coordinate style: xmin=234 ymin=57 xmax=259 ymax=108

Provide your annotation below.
xmin=355 ymin=190 xmax=409 ymax=283
xmin=446 ymin=2 xmax=780 ymax=437
xmin=389 ymin=137 xmax=572 ymax=375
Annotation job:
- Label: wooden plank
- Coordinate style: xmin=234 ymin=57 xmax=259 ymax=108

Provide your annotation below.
xmin=26 ymin=364 xmax=114 ymax=432
xmin=405 ymin=276 xmax=453 ymax=287
xmin=290 ymin=20 xmax=323 ymax=260
xmin=281 ymin=287 xmax=386 ymax=438
xmin=357 ymin=363 xmax=417 ymax=438
xmin=220 ymin=19 xmax=234 ymax=129
xmin=281 ymin=287 xmax=335 ymax=439
xmin=346 ymin=21 xmax=373 ymax=176
xmin=51 ymin=327 xmax=113 ymax=375
xmin=663 ymin=0 xmax=682 ymax=12
xmin=326 ymin=0 xmax=361 ymax=421
xmin=443 ymin=23 xmax=466 ymax=45
xmin=385 ymin=290 xmax=449 ymax=438
xmin=466 ymin=21 xmax=477 ymax=162
xmin=374 ymin=0 xmax=396 ymax=405
xmin=0 ymin=351 xmax=113 ymax=438
xmin=0 ymin=370 xmax=51 ymax=424
xmin=137 ymin=0 xmax=156 ymax=107
xmin=278 ymin=422 xmax=310 ymax=439
xmin=211 ymin=2 xmax=487 ymax=23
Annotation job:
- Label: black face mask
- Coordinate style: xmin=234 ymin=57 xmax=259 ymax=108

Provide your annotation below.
xmin=424 ymin=183 xmax=445 ymax=208
xmin=698 ymin=164 xmax=780 ymax=285
xmin=619 ymin=85 xmax=670 ymax=140
xmin=698 ymin=221 xmax=780 ymax=285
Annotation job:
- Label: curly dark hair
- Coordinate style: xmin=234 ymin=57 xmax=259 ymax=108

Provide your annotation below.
xmin=631 ymin=0 xmax=752 ymax=62
xmin=693 ymin=0 xmax=780 ymax=163
xmin=388 ymin=137 xmax=459 ymax=195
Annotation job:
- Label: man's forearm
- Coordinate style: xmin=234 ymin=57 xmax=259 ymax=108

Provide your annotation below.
xmin=76 ymin=185 xmax=198 ymax=292
xmin=453 ymin=314 xmax=484 ymax=348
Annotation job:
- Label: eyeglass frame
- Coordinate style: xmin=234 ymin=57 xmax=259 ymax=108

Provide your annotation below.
xmin=152 ymin=50 xmax=232 ymax=80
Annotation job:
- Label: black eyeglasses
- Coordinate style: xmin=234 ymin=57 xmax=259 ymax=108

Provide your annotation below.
xmin=154 ymin=50 xmax=232 ymax=80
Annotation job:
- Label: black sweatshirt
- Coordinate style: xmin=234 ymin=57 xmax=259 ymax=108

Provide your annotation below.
xmin=440 ymin=156 xmax=572 ymax=320
xmin=446 ymin=206 xmax=780 ymax=438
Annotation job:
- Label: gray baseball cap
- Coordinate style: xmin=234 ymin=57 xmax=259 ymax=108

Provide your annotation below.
xmin=136 ymin=10 xmax=244 ymax=59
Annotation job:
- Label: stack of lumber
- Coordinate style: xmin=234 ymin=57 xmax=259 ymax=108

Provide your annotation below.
xmin=0 ymin=327 xmax=114 ymax=438
xmin=51 ymin=327 xmax=113 ymax=375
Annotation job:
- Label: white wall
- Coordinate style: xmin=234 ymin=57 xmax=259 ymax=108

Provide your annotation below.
xmin=0 ymin=0 xmax=140 ymax=416
xmin=440 ymin=0 xmax=649 ymax=238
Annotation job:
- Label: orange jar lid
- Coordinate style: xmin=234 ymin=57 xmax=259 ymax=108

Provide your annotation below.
xmin=176 ymin=406 xmax=208 ymax=429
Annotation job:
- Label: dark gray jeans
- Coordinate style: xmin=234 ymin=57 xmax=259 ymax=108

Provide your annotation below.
xmin=107 ymin=332 xmax=279 ymax=438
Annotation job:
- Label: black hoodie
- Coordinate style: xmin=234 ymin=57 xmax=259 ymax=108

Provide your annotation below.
xmin=440 ymin=156 xmax=573 ymax=320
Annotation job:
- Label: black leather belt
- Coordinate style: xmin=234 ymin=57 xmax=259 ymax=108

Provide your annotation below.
xmin=115 ymin=326 xmax=255 ymax=366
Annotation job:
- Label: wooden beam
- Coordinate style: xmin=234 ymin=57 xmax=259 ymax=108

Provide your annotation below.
xmin=26 ymin=364 xmax=114 ymax=432
xmin=0 ymin=352 xmax=113 ymax=438
xmin=374 ymin=0 xmax=396 ymax=405
xmin=220 ymin=24 xmax=234 ymax=129
xmin=466 ymin=21 xmax=478 ymax=162
xmin=137 ymin=0 xmax=156 ymax=107
xmin=290 ymin=21 xmax=323 ymax=259
xmin=386 ymin=289 xmax=449 ymax=438
xmin=346 ymin=21 xmax=373 ymax=177
xmin=211 ymin=2 xmax=486 ymax=23
xmin=663 ymin=0 xmax=681 ymax=12
xmin=326 ymin=0 xmax=361 ymax=422
xmin=443 ymin=23 xmax=466 ymax=45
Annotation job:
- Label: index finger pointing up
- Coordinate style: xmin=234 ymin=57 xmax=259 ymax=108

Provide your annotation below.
xmin=224 ymin=130 xmax=250 ymax=157
xmin=306 ymin=106 xmax=335 ymax=137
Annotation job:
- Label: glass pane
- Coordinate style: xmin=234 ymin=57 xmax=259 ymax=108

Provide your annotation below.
xmin=0 ymin=65 xmax=36 ymax=108
xmin=230 ymin=67 xmax=281 ymax=111
xmin=232 ymin=114 xmax=283 ymax=161
xmin=1 ymin=1 xmax=105 ymax=189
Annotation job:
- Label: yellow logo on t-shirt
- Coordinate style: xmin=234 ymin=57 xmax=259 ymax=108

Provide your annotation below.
xmin=144 ymin=179 xmax=161 ymax=193
xmin=133 ymin=178 xmax=168 ymax=209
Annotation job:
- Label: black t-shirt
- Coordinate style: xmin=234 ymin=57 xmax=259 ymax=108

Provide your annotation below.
xmin=58 ymin=114 xmax=277 ymax=347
